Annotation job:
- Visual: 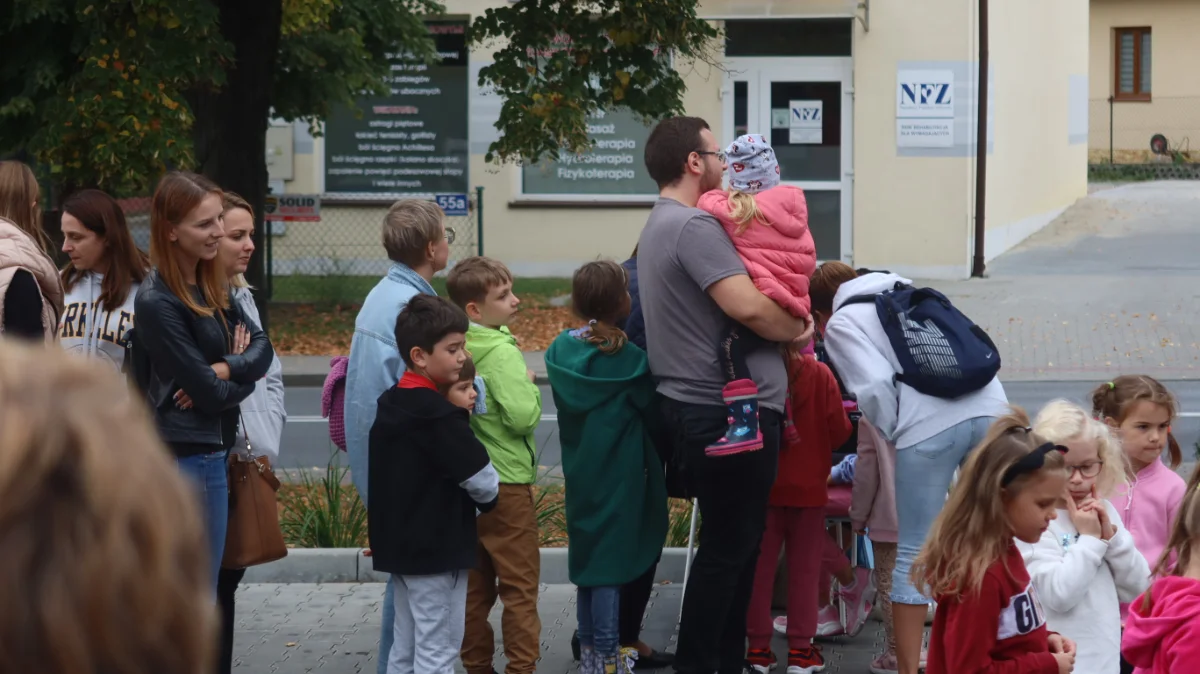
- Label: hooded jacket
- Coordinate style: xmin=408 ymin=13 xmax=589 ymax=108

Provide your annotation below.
xmin=697 ymin=185 xmax=816 ymax=318
xmin=1122 ymin=576 xmax=1200 ymax=674
xmin=850 ymin=417 xmax=899 ymax=543
xmin=823 ymin=272 xmax=1008 ymax=449
xmin=545 ymin=329 xmax=668 ymax=587
xmin=0 ymin=217 xmax=64 ymax=341
xmin=368 ymin=371 xmax=500 ymax=576
xmin=58 ymin=271 xmax=140 ymax=371
xmin=770 ymin=354 xmax=853 ymax=508
xmin=467 ymin=323 xmax=542 ymax=485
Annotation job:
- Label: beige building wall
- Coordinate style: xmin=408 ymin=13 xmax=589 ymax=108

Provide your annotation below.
xmin=1089 ymin=0 xmax=1200 ymax=160
xmin=850 ymin=0 xmax=974 ymax=278
xmin=272 ymin=0 xmax=1087 ymax=280
xmin=985 ymin=0 xmax=1089 ymax=259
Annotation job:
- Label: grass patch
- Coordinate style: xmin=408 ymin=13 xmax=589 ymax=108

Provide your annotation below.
xmin=271 ymin=274 xmax=572 ymax=306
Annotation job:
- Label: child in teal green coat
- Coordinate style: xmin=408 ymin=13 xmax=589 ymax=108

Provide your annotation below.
xmin=545 ymin=260 xmax=669 ymax=674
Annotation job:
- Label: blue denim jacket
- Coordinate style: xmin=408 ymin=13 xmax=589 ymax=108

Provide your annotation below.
xmin=344 ymin=263 xmax=435 ymax=502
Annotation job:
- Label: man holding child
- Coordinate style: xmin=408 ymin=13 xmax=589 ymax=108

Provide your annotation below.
xmin=637 ymin=116 xmax=814 ymax=674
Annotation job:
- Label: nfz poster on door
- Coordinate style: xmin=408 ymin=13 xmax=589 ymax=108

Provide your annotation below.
xmin=788 ymin=100 xmax=823 ymax=145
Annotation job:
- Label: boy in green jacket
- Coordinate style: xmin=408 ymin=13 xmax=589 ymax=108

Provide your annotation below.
xmin=447 ymin=256 xmax=543 ymax=674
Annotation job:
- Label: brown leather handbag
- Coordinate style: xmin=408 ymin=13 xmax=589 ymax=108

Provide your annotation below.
xmin=222 ymin=418 xmax=288 ymax=569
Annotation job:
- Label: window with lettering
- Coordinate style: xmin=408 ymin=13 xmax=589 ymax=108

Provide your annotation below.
xmin=520 ymin=108 xmax=657 ymax=197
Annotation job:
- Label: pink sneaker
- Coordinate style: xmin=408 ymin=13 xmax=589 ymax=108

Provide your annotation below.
xmin=868 ymin=653 xmax=898 ymax=674
xmin=814 ymin=604 xmax=843 ymax=637
xmin=773 ymin=616 xmax=788 ymax=635
xmin=839 ymin=567 xmax=876 ymax=637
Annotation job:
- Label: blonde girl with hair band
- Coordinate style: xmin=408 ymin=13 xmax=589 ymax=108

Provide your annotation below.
xmin=1020 ymin=400 xmax=1150 ymax=674
xmin=915 ymin=408 xmax=1078 ymax=674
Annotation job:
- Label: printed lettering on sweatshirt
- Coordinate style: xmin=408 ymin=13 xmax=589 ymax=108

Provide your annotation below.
xmin=58 ymin=300 xmax=134 ymax=346
xmin=996 ymin=582 xmax=1047 ymax=640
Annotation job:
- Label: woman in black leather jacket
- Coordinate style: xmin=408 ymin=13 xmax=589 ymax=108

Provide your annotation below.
xmin=133 ymin=171 xmax=273 ymax=594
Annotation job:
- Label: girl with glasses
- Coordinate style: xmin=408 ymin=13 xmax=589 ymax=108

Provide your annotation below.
xmin=1021 ymin=400 xmax=1151 ymax=674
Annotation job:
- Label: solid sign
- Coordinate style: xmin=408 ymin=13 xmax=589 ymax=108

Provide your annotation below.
xmin=788 ymin=99 xmax=823 ymax=145
xmin=323 ymin=20 xmax=469 ymax=195
xmin=435 ymin=193 xmax=468 ymax=216
xmin=264 ymin=194 xmax=321 ymax=222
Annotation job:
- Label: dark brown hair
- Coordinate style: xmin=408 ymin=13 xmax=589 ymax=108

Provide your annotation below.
xmin=446 ymin=256 xmax=513 ymax=309
xmin=0 ymin=340 xmax=213 ymax=674
xmin=438 ymin=357 xmax=476 ymax=396
xmin=60 ymin=189 xmax=151 ymax=309
xmin=149 ymin=172 xmax=227 ymax=317
xmin=644 ymin=116 xmax=711 ymax=189
xmin=571 ymin=260 xmax=630 ymax=354
xmin=394 ymin=294 xmax=469 ymax=369
xmin=1091 ymin=375 xmax=1181 ymax=469
xmin=809 ymin=261 xmax=859 ymax=318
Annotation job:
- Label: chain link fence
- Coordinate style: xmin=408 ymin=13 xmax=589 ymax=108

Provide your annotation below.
xmin=267 ymin=187 xmax=484 ymax=304
xmin=1089 ymin=96 xmax=1200 ymax=165
xmin=105 ymin=189 xmax=484 ymax=306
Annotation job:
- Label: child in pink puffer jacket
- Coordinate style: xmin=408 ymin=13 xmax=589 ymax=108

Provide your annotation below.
xmin=697 ymin=134 xmax=816 ymax=454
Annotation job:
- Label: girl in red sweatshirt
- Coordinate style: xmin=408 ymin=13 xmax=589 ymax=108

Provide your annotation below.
xmin=744 ymin=353 xmax=858 ymax=674
xmin=913 ymin=408 xmax=1078 ymax=674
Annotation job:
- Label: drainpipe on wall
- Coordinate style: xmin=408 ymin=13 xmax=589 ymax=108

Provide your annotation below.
xmin=971 ymin=0 xmax=989 ymax=278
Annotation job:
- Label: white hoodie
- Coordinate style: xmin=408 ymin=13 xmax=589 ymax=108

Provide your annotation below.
xmin=58 ymin=271 xmax=140 ymax=372
xmin=823 ymin=272 xmax=1008 ymax=449
xmin=1018 ymin=500 xmax=1152 ymax=674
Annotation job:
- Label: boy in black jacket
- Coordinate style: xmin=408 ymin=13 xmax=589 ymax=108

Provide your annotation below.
xmin=368 ymin=294 xmax=500 ymax=674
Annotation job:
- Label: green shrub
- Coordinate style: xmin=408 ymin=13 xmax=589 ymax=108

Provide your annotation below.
xmin=279 ymin=453 xmax=368 ymax=548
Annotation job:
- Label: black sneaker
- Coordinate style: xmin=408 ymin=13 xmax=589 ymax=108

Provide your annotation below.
xmin=572 ymin=630 xmax=581 ymax=661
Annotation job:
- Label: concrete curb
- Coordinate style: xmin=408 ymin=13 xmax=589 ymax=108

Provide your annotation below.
xmin=243 ymin=547 xmax=693 ymax=584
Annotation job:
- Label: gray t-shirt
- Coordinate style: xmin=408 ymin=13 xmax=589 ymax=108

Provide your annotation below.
xmin=637 ymin=197 xmax=787 ymax=413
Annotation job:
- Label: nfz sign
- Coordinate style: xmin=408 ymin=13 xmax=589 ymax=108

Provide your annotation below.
xmin=792 ymin=106 xmax=822 ymax=122
xmin=896 ymin=70 xmax=955 ymax=119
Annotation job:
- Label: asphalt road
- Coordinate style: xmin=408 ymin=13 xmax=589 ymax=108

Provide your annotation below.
xmin=279 ymin=380 xmax=1200 ymax=483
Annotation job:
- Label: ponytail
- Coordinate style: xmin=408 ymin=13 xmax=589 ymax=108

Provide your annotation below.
xmin=585 ymin=320 xmax=627 ymax=355
xmin=1168 ymin=431 xmax=1183 ymax=469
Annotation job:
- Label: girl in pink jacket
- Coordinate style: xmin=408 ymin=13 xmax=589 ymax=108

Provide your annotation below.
xmin=698 ymin=135 xmax=816 ymax=454
xmin=1121 ymin=481 xmax=1200 ymax=674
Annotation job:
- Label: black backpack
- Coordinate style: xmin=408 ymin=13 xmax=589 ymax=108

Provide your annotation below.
xmin=841 ymin=282 xmax=1000 ymax=399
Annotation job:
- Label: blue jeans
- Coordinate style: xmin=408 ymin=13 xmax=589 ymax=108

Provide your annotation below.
xmin=891 ymin=417 xmax=993 ymax=605
xmin=177 ymin=451 xmax=229 ymax=596
xmin=578 ymin=586 xmax=621 ymax=661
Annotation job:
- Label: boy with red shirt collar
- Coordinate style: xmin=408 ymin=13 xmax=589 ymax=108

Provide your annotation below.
xmin=368 ymin=294 xmax=500 ymax=674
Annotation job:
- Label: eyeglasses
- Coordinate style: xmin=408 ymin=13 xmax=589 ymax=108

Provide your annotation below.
xmin=695 ymin=150 xmax=727 ymax=163
xmin=1067 ymin=461 xmax=1104 ymax=478
xmin=444 ymin=227 xmax=456 ymax=245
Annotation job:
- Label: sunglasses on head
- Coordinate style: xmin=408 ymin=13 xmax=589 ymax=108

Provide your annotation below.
xmin=1001 ymin=441 xmax=1069 ymax=487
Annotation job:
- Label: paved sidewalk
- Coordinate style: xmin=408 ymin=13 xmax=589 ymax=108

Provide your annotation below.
xmin=234 ymin=583 xmax=888 ymax=673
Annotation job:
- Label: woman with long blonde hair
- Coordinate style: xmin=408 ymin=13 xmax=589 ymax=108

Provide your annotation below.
xmin=0 ymin=160 xmax=63 ymax=339
xmin=0 ymin=340 xmax=214 ymax=674
xmin=132 ymin=171 xmax=274 ymax=594
xmin=914 ymin=408 xmax=1077 ymax=674
xmin=210 ymin=191 xmax=286 ymax=674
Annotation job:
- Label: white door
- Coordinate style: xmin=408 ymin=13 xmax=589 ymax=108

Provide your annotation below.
xmin=723 ymin=58 xmax=854 ymax=263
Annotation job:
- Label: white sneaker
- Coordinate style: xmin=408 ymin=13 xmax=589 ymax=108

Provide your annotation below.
xmin=814 ymin=605 xmax=844 ymax=637
xmin=773 ymin=616 xmax=788 ymax=635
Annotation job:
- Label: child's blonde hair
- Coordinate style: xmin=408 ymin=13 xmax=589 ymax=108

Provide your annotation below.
xmin=1143 ymin=480 xmax=1200 ymax=610
xmin=912 ymin=407 xmax=1067 ymax=600
xmin=1034 ymin=399 xmax=1128 ymax=498
xmin=1091 ymin=375 xmax=1182 ymax=469
xmin=727 ymin=190 xmax=771 ymax=234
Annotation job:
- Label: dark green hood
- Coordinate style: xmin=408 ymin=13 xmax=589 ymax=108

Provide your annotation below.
xmin=544 ymin=329 xmax=652 ymax=414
